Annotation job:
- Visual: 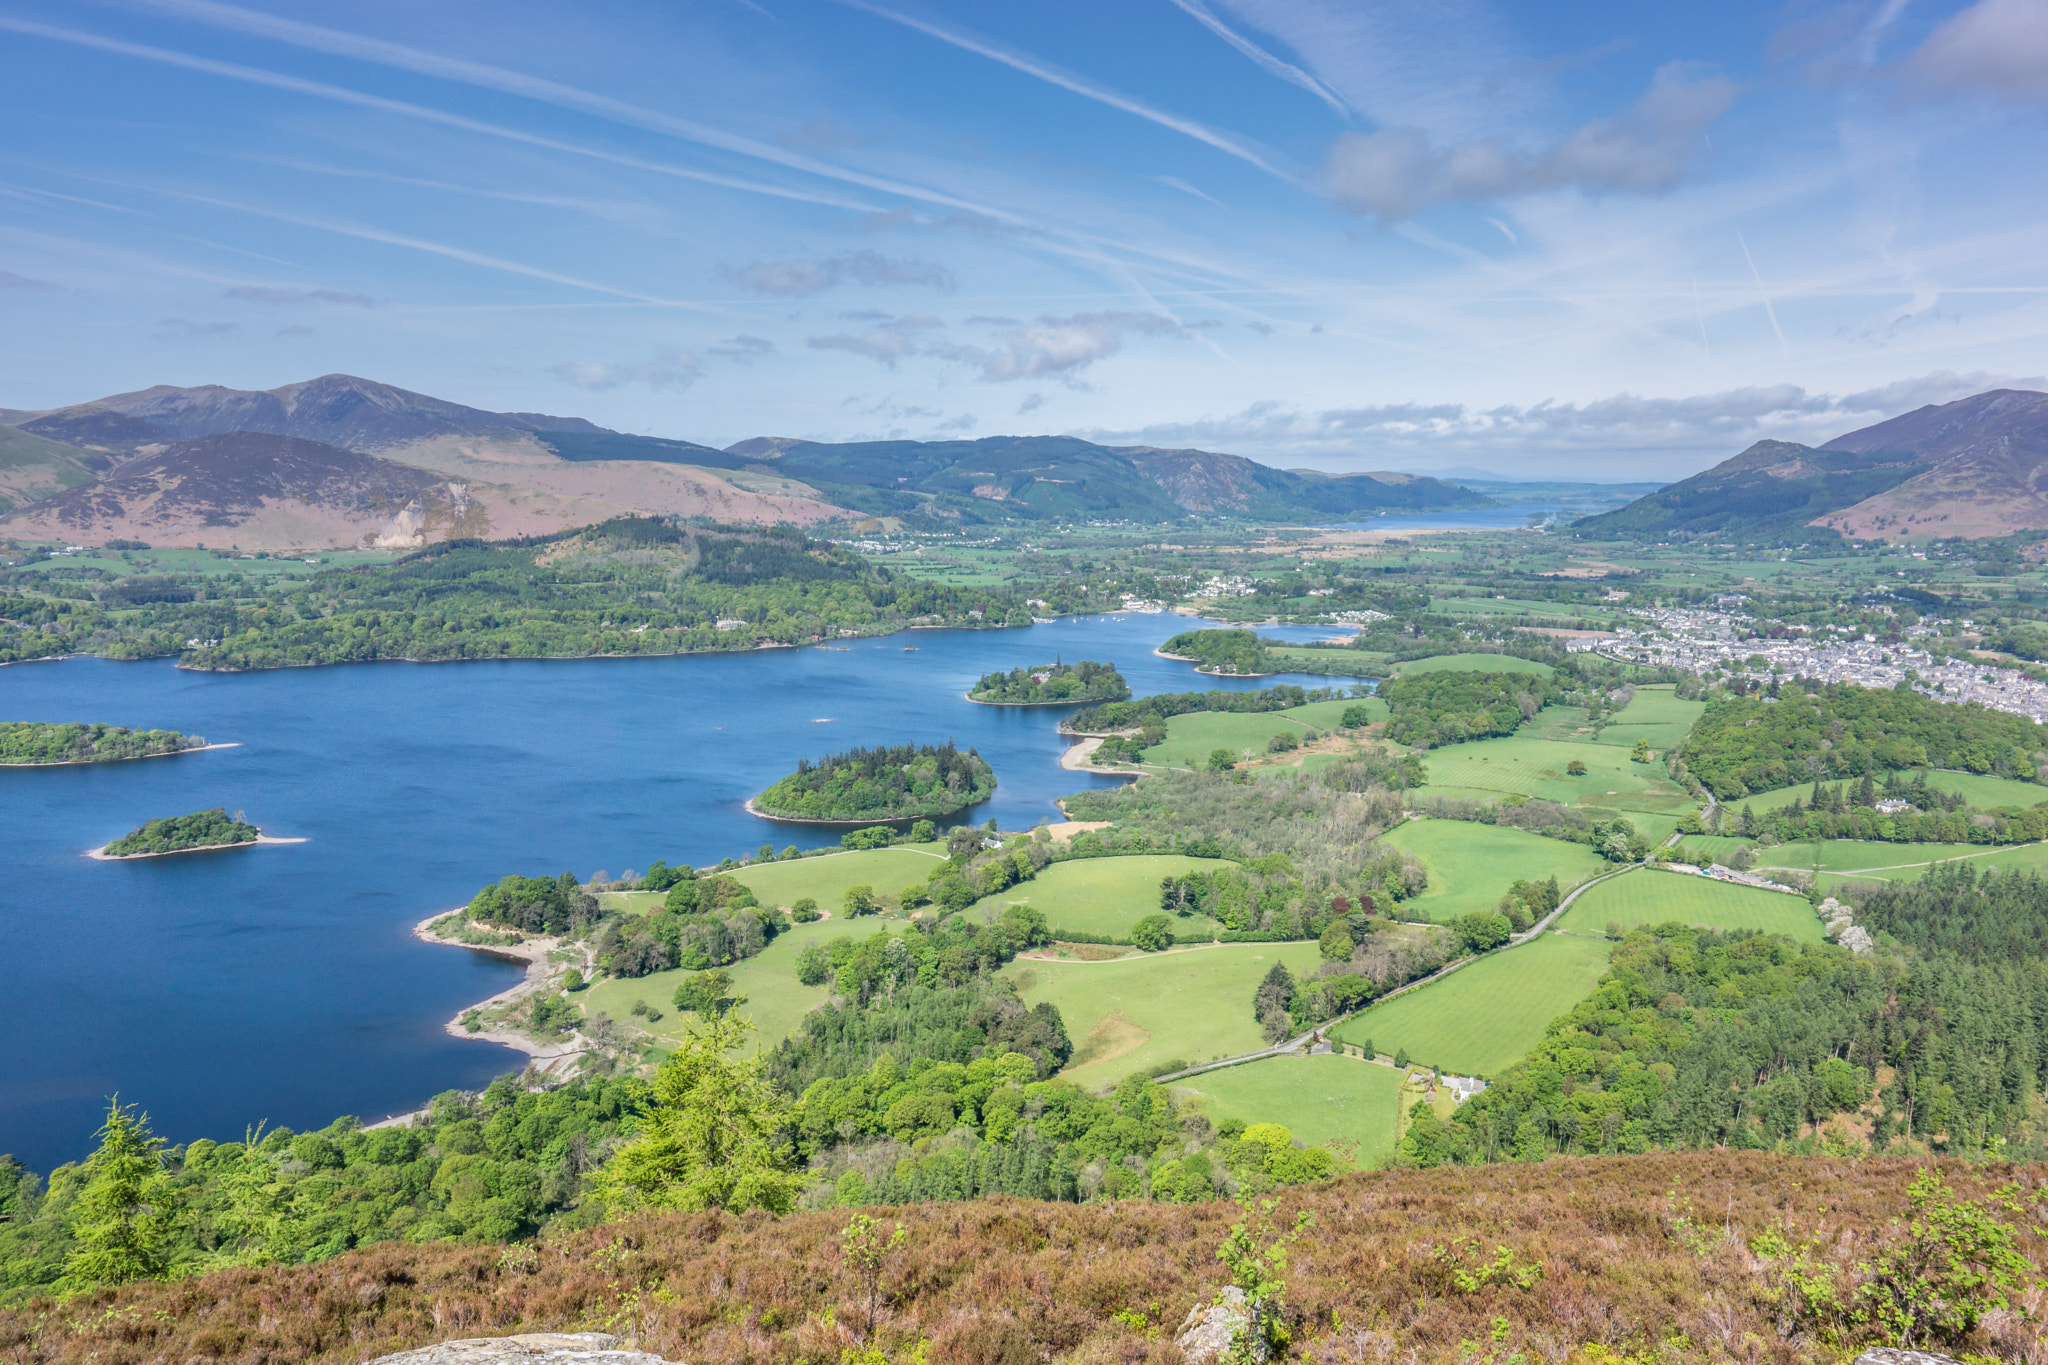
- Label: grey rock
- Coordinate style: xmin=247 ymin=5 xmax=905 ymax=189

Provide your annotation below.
xmin=367 ymin=1332 xmax=676 ymax=1365
xmin=1175 ymin=1286 xmax=1269 ymax=1365
xmin=1854 ymin=1350 xmax=1967 ymax=1365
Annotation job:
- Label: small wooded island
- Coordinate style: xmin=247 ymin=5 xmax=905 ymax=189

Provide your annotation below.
xmin=1159 ymin=628 xmax=1277 ymax=675
xmin=751 ymin=740 xmax=996 ymax=822
xmin=100 ymin=808 xmax=261 ymax=858
xmin=1 ymin=721 xmax=210 ymax=766
xmin=968 ymin=659 xmax=1130 ymax=705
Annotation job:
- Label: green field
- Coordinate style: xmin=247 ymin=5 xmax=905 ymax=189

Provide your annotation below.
xmin=1380 ymin=819 xmax=1608 ymax=923
xmin=1268 ymin=647 xmax=1380 ymax=677
xmin=1329 ymin=932 xmax=1613 ymax=1077
xmin=1007 ymin=942 xmax=1325 ymax=1090
xmin=1172 ymin=1054 xmax=1405 ymax=1161
xmin=1416 ymin=735 xmax=1696 ymax=819
xmin=984 ymin=853 xmax=1235 ymax=940
xmin=1803 ymin=841 xmax=2048 ymax=888
xmin=1590 ymin=685 xmax=1705 ymax=752
xmin=1756 ymin=839 xmax=2003 ymax=874
xmin=1140 ymin=698 xmax=1381 ymax=770
xmin=1553 ymin=867 xmax=1824 ymax=941
xmin=577 ymin=916 xmax=907 ymax=1056
xmin=1390 ymin=653 xmax=1556 ymax=678
xmin=1280 ymin=697 xmax=1386 ymax=729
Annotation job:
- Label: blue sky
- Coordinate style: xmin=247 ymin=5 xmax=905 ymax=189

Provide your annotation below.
xmin=2 ymin=0 xmax=2044 ymax=478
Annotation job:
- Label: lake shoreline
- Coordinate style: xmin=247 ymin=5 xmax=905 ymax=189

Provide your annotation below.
xmin=2 ymin=741 xmax=241 ymax=768
xmin=406 ymin=911 xmax=593 ymax=1077
xmin=85 ymin=832 xmax=305 ymax=861
xmin=742 ymin=794 xmax=990 ymax=825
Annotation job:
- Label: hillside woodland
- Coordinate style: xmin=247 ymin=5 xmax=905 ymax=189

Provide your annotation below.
xmin=1680 ymin=682 xmax=2048 ymax=798
xmin=1379 ymin=669 xmax=1565 ymax=747
xmin=1159 ymin=628 xmax=1277 ymax=675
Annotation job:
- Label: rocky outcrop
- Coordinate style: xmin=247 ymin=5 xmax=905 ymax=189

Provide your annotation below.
xmin=1820 ymin=896 xmax=1875 ymax=955
xmin=367 ymin=1333 xmax=673 ymax=1365
xmin=1852 ymin=1349 xmax=1967 ymax=1365
xmin=1174 ymin=1286 xmax=1268 ymax=1365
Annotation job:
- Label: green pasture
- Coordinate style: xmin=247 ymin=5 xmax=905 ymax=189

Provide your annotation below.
xmin=1266 ymin=646 xmax=1381 ymax=677
xmin=1380 ymin=819 xmax=1607 ymax=924
xmin=1007 ymin=941 xmax=1324 ymax=1091
xmin=1553 ymin=867 xmax=1824 ymax=941
xmin=1793 ymin=841 xmax=2048 ymax=888
xmin=1389 ymin=653 xmax=1556 ymax=678
xmin=1590 ymin=685 xmax=1705 ymax=752
xmin=1430 ymin=598 xmax=1601 ymax=621
xmin=1172 ymin=1054 xmax=1404 ymax=1161
xmin=1328 ymin=932 xmax=1613 ymax=1077
xmin=731 ymin=845 xmax=948 ymax=909
xmin=1139 ymin=698 xmax=1383 ymax=770
xmin=1517 ymin=707 xmax=1601 ymax=742
xmin=985 ymin=853 xmax=1234 ymax=940
xmin=1416 ymin=735 xmax=1696 ymax=818
xmin=1756 ymin=839 xmax=2003 ymax=874
xmin=578 ymin=917 xmax=906 ymax=1055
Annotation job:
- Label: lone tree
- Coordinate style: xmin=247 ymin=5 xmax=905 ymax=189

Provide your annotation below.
xmin=594 ymin=1013 xmax=800 ymax=1215
xmin=1132 ymin=913 xmax=1175 ymax=953
xmin=1566 ymin=759 xmax=1588 ymax=776
xmin=65 ymin=1098 xmax=179 ymax=1288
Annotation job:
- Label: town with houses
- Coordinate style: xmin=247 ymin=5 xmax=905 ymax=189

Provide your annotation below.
xmin=1588 ymin=605 xmax=2048 ymax=724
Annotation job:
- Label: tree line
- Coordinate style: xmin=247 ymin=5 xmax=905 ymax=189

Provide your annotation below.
xmin=752 ymin=741 xmax=995 ymax=822
xmin=0 ymin=722 xmax=206 ymax=765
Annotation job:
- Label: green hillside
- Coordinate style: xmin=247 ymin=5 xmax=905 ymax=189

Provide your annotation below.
xmin=1572 ymin=438 xmax=1921 ymax=542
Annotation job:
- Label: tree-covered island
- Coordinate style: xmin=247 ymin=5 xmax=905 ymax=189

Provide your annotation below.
xmin=0 ymin=722 xmax=209 ymax=765
xmin=750 ymin=741 xmax=996 ymax=822
xmin=1158 ymin=628 xmax=1277 ymax=675
xmin=967 ymin=659 xmax=1129 ymax=705
xmin=99 ymin=808 xmax=260 ymax=857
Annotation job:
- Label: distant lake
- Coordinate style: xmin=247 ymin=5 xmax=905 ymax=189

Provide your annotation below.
xmin=1331 ymin=500 xmax=1620 ymax=532
xmin=0 ymin=614 xmax=1366 ymax=1171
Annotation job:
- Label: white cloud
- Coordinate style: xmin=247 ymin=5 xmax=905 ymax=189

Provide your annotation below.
xmin=550 ymin=350 xmax=701 ymax=391
xmin=707 ymin=335 xmax=777 ymax=361
xmin=1076 ymin=371 xmax=2048 ymax=472
xmin=1900 ymin=0 xmax=2048 ymax=103
xmin=726 ymin=250 xmax=956 ymax=295
xmin=939 ymin=312 xmax=1184 ymax=384
xmin=1322 ymin=64 xmax=1738 ymax=220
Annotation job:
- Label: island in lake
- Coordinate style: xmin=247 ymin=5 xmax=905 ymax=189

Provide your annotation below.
xmin=1 ymin=721 xmax=214 ymax=766
xmin=968 ymin=659 xmax=1130 ymax=705
xmin=750 ymin=740 xmax=996 ymax=822
xmin=97 ymin=808 xmax=264 ymax=858
xmin=1157 ymin=628 xmax=1277 ymax=676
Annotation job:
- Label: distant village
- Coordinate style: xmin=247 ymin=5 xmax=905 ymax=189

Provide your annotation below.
xmin=1587 ymin=605 xmax=2048 ymax=724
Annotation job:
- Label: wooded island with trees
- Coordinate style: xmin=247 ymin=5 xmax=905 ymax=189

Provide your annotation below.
xmin=100 ymin=808 xmax=259 ymax=857
xmin=968 ymin=660 xmax=1128 ymax=705
xmin=751 ymin=741 xmax=995 ymax=822
xmin=0 ymin=722 xmax=209 ymax=765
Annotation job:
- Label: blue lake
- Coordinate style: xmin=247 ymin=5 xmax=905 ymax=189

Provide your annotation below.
xmin=0 ymin=614 xmax=1365 ymax=1171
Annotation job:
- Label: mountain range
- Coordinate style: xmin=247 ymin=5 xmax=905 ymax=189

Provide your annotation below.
xmin=1573 ymin=389 xmax=2048 ymax=543
xmin=0 ymin=374 xmax=1485 ymax=550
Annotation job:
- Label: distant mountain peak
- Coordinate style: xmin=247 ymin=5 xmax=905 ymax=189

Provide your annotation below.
xmin=39 ymin=374 xmax=608 ymax=452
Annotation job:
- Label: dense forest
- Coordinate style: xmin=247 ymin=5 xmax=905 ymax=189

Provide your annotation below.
xmin=1379 ymin=668 xmax=1564 ymax=747
xmin=1681 ymin=682 xmax=2048 ymax=798
xmin=1159 ymin=628 xmax=1275 ymax=675
xmin=751 ymin=741 xmax=995 ymax=822
xmin=0 ymin=721 xmax=207 ymax=765
xmin=0 ymin=1075 xmax=643 ymax=1302
xmin=101 ymin=808 xmax=258 ymax=857
xmin=968 ymin=659 xmax=1128 ymax=704
xmin=0 ymin=518 xmax=1118 ymax=671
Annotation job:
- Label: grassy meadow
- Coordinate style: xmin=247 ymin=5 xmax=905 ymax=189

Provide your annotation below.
xmin=982 ymin=853 xmax=1234 ymax=940
xmin=1329 ymin=932 xmax=1614 ymax=1077
xmin=1552 ymin=867 xmax=1824 ymax=941
xmin=1587 ymin=685 xmax=1704 ymax=752
xmin=1006 ymin=941 xmax=1325 ymax=1090
xmin=1389 ymin=653 xmax=1556 ymax=678
xmin=1171 ymin=1053 xmax=1405 ymax=1161
xmin=600 ymin=845 xmax=949 ymax=918
xmin=576 ymin=916 xmax=908 ymax=1056
xmin=1138 ymin=695 xmax=1384 ymax=770
xmin=1379 ymin=819 xmax=1608 ymax=923
xmin=1732 ymin=768 xmax=2048 ymax=814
